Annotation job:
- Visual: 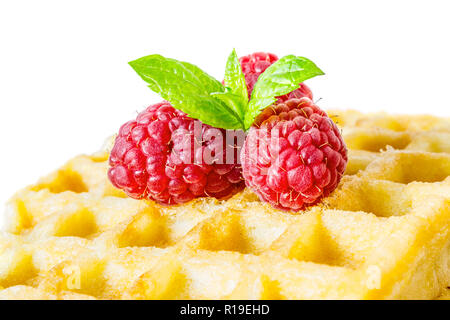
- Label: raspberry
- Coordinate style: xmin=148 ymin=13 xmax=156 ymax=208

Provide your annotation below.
xmin=241 ymin=98 xmax=347 ymax=211
xmin=239 ymin=52 xmax=313 ymax=101
xmin=108 ymin=101 xmax=244 ymax=205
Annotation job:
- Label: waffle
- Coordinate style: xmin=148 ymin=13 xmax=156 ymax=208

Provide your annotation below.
xmin=1 ymin=110 xmax=449 ymax=300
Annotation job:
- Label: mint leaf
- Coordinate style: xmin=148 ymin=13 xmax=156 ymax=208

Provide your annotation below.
xmin=129 ymin=54 xmax=245 ymax=130
xmin=222 ymin=49 xmax=248 ymax=118
xmin=211 ymin=91 xmax=246 ymax=119
xmin=244 ymin=55 xmax=324 ymax=129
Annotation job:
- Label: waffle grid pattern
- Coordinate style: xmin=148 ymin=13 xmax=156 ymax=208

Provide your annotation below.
xmin=1 ymin=110 xmax=449 ymax=299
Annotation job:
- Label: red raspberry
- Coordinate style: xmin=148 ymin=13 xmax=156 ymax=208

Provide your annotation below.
xmin=239 ymin=52 xmax=313 ymax=101
xmin=241 ymin=98 xmax=347 ymax=211
xmin=108 ymin=101 xmax=245 ymax=205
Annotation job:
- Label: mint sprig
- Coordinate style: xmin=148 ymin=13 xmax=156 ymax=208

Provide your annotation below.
xmin=129 ymin=50 xmax=324 ymax=131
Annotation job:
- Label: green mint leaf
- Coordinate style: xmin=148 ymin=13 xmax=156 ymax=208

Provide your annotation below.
xmin=223 ymin=49 xmax=248 ymax=118
xmin=244 ymin=55 xmax=324 ymax=129
xmin=129 ymin=54 xmax=245 ymax=130
xmin=211 ymin=91 xmax=247 ymax=119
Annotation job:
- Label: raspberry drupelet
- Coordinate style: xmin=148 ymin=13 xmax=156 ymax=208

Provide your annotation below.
xmin=108 ymin=101 xmax=245 ymax=205
xmin=241 ymin=97 xmax=347 ymax=211
xmin=239 ymin=52 xmax=313 ymax=101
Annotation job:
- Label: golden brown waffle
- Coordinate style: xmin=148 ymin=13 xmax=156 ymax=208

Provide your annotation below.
xmin=1 ymin=110 xmax=449 ymax=300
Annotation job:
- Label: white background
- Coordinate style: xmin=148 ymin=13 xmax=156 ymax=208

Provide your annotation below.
xmin=1 ymin=0 xmax=450 ymax=226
